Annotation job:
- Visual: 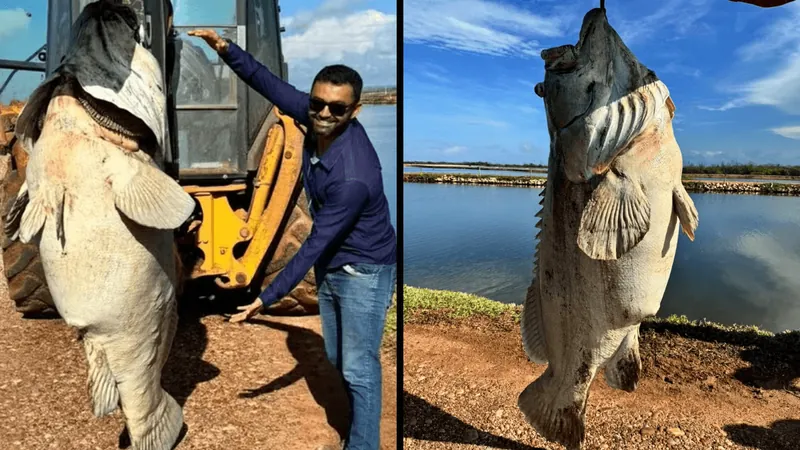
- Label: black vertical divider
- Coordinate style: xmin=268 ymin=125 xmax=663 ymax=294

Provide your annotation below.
xmin=395 ymin=0 xmax=405 ymax=448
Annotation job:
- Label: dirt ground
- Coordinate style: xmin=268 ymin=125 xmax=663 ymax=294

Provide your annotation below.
xmin=0 ymin=279 xmax=397 ymax=449
xmin=403 ymin=311 xmax=800 ymax=450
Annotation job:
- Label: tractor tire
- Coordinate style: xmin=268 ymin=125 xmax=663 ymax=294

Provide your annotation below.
xmin=262 ymin=188 xmax=318 ymax=315
xmin=0 ymin=167 xmax=57 ymax=316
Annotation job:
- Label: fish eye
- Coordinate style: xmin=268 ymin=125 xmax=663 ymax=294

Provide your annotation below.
xmin=535 ymin=83 xmax=545 ymax=98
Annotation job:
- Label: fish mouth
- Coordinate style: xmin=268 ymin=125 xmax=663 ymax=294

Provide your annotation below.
xmin=540 ymin=8 xmax=608 ymax=74
xmin=542 ymin=45 xmax=579 ymax=73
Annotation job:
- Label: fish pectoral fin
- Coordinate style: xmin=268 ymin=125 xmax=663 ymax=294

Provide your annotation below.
xmin=104 ymin=151 xmax=195 ymax=229
xmin=17 ymin=183 xmax=64 ymax=244
xmin=672 ymin=184 xmax=698 ymax=241
xmin=5 ymin=180 xmax=29 ymax=241
xmin=578 ymin=170 xmax=651 ymax=260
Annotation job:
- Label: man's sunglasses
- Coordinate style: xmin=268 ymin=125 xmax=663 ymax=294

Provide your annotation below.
xmin=309 ymin=98 xmax=353 ymax=117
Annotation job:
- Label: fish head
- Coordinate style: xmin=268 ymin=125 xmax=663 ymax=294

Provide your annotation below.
xmin=73 ymin=0 xmax=141 ymax=41
xmin=535 ymin=8 xmax=668 ymax=183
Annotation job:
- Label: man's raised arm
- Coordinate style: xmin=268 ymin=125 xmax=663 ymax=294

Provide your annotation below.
xmin=188 ymin=29 xmax=310 ymax=125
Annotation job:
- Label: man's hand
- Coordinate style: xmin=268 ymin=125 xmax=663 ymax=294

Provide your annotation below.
xmin=187 ymin=29 xmax=229 ymax=53
xmin=229 ymin=298 xmax=264 ymax=323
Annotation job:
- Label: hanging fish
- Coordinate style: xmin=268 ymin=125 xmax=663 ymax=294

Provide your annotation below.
xmin=518 ymin=6 xmax=699 ymax=450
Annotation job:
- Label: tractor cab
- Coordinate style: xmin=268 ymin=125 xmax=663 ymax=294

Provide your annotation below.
xmin=27 ymin=0 xmax=288 ymax=182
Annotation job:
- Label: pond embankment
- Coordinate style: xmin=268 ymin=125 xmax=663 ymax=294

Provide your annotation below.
xmin=402 ymin=285 xmax=800 ymax=450
xmin=404 ymin=172 xmax=800 ymax=195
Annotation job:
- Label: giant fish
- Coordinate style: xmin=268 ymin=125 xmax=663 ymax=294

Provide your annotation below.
xmin=5 ymin=1 xmax=195 ymax=449
xmin=518 ymin=8 xmax=699 ymax=450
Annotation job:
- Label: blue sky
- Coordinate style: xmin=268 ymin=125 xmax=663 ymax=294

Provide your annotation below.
xmin=404 ymin=0 xmax=800 ymax=166
xmin=0 ymin=0 xmax=396 ymax=103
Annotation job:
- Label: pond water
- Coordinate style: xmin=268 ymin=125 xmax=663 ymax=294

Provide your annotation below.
xmin=404 ymin=182 xmax=800 ymax=332
xmin=359 ymin=105 xmax=397 ymax=230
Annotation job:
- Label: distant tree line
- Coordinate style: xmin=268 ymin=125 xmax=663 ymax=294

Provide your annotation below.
xmin=405 ymin=161 xmax=800 ymax=176
xmin=362 ymin=86 xmax=397 ymax=93
xmin=682 ymin=163 xmax=800 ymax=176
xmin=404 ymin=160 xmax=547 ymax=168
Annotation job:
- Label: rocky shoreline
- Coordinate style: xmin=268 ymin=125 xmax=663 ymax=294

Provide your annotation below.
xmin=404 ymin=172 xmax=800 ymax=195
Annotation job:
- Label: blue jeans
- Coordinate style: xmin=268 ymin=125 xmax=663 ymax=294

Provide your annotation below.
xmin=318 ymin=262 xmax=396 ymax=450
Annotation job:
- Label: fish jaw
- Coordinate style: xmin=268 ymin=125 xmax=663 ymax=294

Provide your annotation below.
xmin=538 ymin=7 xmax=669 ymax=184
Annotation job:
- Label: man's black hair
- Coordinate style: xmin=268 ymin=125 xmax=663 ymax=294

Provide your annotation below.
xmin=312 ymin=65 xmax=363 ymax=104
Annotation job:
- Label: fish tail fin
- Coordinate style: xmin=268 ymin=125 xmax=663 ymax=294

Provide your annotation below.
xmin=603 ymin=326 xmax=642 ymax=392
xmin=133 ymin=392 xmax=183 ymax=450
xmin=673 ymin=183 xmax=698 ymax=240
xmin=82 ymin=335 xmax=120 ymax=417
xmin=518 ymin=367 xmax=587 ymax=450
xmin=108 ymin=310 xmax=183 ymax=450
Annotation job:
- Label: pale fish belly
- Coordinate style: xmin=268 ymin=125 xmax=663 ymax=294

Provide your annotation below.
xmin=518 ymin=143 xmax=690 ymax=450
xmin=26 ymin=131 xmax=184 ymax=450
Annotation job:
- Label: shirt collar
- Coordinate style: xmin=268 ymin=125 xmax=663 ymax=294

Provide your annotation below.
xmin=308 ymin=119 xmax=357 ymax=170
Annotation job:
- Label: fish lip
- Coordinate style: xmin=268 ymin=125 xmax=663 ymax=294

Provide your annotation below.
xmin=542 ymin=45 xmax=579 ymax=73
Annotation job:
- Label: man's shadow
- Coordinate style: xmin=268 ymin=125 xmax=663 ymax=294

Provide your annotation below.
xmin=724 ymin=419 xmax=800 ymax=450
xmin=238 ymin=318 xmax=351 ymax=440
xmin=403 ymin=391 xmax=543 ymax=450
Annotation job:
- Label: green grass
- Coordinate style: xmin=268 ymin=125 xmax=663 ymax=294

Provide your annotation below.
xmin=403 ymin=285 xmax=519 ymax=321
xmin=648 ymin=313 xmax=776 ymax=336
xmin=386 ymin=295 xmax=397 ymax=334
xmin=403 ymin=286 xmax=798 ymax=340
xmin=381 ymin=292 xmax=398 ymax=348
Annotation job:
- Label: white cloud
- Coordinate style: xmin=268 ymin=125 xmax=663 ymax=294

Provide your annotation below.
xmin=0 ymin=8 xmax=31 ymax=38
xmin=410 ymin=62 xmax=451 ymax=84
xmin=283 ymin=0 xmax=366 ymax=32
xmin=614 ymin=0 xmax=713 ymax=46
xmin=697 ymin=99 xmax=749 ymax=112
xmin=281 ymin=9 xmax=396 ymax=89
xmin=736 ymin=2 xmax=800 ymax=62
xmin=660 ymin=62 xmax=701 ymax=78
xmin=403 ymin=0 xmax=565 ymax=57
xmin=442 ymin=145 xmax=467 ymax=154
xmin=702 ymin=3 xmax=800 ymax=115
xmin=702 ymin=51 xmax=800 ymax=114
xmin=738 ymin=52 xmax=800 ymax=115
xmin=771 ymin=126 xmax=800 ymax=140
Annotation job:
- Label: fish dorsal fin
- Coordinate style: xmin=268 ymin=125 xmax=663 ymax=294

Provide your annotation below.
xmin=520 ymin=187 xmax=549 ymax=365
xmin=577 ymin=170 xmax=651 ymax=260
xmin=103 ymin=150 xmax=195 ymax=229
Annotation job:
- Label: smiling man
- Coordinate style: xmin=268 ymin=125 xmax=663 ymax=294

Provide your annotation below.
xmin=188 ymin=29 xmax=396 ymax=450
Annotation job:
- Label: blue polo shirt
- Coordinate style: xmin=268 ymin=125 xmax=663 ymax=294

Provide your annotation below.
xmin=220 ymin=42 xmax=397 ymax=306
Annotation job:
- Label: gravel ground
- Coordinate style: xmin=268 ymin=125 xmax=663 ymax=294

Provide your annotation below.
xmin=403 ymin=312 xmax=800 ymax=450
xmin=0 ymin=278 xmax=397 ymax=450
